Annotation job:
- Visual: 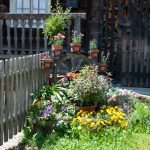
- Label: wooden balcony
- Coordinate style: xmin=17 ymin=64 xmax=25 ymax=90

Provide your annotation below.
xmin=0 ymin=13 xmax=86 ymax=59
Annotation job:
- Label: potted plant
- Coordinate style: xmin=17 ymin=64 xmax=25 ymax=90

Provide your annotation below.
xmin=88 ymin=39 xmax=99 ymax=58
xmin=67 ymin=65 xmax=110 ymax=111
xmin=52 ymin=33 xmax=65 ymax=56
xmin=43 ymin=1 xmax=71 ymax=47
xmin=70 ymin=31 xmax=84 ymax=52
xmin=99 ymin=51 xmax=110 ymax=71
xmin=41 ymin=54 xmax=53 ymax=69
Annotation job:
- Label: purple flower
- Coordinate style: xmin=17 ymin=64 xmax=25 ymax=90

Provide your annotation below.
xmin=44 ymin=104 xmax=52 ymax=115
xmin=40 ymin=111 xmax=45 ymax=117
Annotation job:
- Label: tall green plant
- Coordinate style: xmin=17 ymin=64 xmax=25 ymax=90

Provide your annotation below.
xmin=43 ymin=1 xmax=71 ymax=44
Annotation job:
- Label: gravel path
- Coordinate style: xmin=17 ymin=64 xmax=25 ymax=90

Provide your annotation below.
xmin=0 ymin=132 xmax=23 ymax=150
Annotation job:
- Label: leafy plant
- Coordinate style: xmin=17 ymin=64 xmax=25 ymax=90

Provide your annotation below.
xmin=72 ymin=31 xmax=84 ymax=44
xmin=43 ymin=1 xmax=71 ymax=44
xmin=67 ymin=65 xmax=110 ymax=106
xmin=53 ymin=33 xmax=65 ymax=46
xmin=129 ymin=101 xmax=150 ymax=134
xmin=89 ymin=39 xmax=97 ymax=50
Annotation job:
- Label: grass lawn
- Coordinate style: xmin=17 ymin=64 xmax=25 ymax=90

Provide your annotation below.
xmin=22 ymin=132 xmax=150 ymax=150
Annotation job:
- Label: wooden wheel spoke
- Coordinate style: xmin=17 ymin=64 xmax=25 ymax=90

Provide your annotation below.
xmin=53 ymin=53 xmax=91 ymax=83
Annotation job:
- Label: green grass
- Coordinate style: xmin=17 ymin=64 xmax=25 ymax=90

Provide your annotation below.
xmin=38 ymin=133 xmax=150 ymax=150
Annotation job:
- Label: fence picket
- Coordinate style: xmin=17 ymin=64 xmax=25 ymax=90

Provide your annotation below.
xmin=0 ymin=61 xmax=4 ymax=145
xmin=9 ymin=59 xmax=14 ymax=139
xmin=4 ymin=60 xmax=10 ymax=142
xmin=14 ymin=58 xmax=18 ymax=134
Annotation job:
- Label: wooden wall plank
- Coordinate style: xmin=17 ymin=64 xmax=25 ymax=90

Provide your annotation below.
xmin=143 ymin=0 xmax=149 ymax=87
xmin=104 ymin=0 xmax=110 ymax=51
xmin=125 ymin=0 xmax=131 ymax=86
xmin=110 ymin=0 xmax=115 ymax=72
xmin=0 ymin=60 xmax=4 ymax=145
xmin=116 ymin=0 xmax=123 ymax=82
xmin=137 ymin=0 xmax=143 ymax=87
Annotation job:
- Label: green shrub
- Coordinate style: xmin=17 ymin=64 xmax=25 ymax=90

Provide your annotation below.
xmin=129 ymin=101 xmax=150 ymax=134
xmin=67 ymin=65 xmax=110 ymax=106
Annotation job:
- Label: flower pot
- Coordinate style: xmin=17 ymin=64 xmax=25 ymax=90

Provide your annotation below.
xmin=70 ymin=43 xmax=81 ymax=53
xmin=79 ymin=106 xmax=96 ymax=112
xmin=52 ymin=45 xmax=63 ymax=56
xmin=88 ymin=49 xmax=99 ymax=58
xmin=99 ymin=63 xmax=107 ymax=71
xmin=41 ymin=59 xmax=53 ymax=69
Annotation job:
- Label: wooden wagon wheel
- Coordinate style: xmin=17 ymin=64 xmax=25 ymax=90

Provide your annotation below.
xmin=52 ymin=52 xmax=91 ymax=83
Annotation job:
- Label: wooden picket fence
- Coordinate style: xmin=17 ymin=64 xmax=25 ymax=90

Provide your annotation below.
xmin=0 ymin=53 xmax=49 ymax=146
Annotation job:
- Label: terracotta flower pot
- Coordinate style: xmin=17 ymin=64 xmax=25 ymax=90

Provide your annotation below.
xmin=99 ymin=63 xmax=107 ymax=71
xmin=70 ymin=43 xmax=81 ymax=53
xmin=88 ymin=49 xmax=99 ymax=58
xmin=52 ymin=45 xmax=63 ymax=56
xmin=79 ymin=106 xmax=96 ymax=112
xmin=41 ymin=59 xmax=53 ymax=69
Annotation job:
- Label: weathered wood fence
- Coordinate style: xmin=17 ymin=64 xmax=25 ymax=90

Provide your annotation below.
xmin=0 ymin=53 xmax=49 ymax=146
xmin=0 ymin=13 xmax=86 ymax=59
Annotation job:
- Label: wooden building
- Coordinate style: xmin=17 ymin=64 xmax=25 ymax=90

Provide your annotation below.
xmin=0 ymin=0 xmax=150 ymax=87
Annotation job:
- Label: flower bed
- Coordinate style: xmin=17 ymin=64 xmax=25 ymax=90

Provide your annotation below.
xmin=22 ymin=65 xmax=150 ymax=149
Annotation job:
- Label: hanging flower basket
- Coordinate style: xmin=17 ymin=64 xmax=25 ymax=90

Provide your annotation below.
xmin=99 ymin=63 xmax=107 ymax=71
xmin=79 ymin=106 xmax=97 ymax=112
xmin=88 ymin=49 xmax=99 ymax=58
xmin=52 ymin=45 xmax=63 ymax=56
xmin=70 ymin=43 xmax=81 ymax=53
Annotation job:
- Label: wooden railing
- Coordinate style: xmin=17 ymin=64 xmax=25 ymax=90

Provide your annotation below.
xmin=0 ymin=53 xmax=49 ymax=146
xmin=0 ymin=13 xmax=86 ymax=59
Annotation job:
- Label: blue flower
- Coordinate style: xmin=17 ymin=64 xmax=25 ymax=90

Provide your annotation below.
xmin=40 ymin=111 xmax=45 ymax=117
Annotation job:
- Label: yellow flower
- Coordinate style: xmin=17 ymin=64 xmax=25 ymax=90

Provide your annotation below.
xmin=100 ymin=110 xmax=104 ymax=113
xmin=120 ymin=121 xmax=128 ymax=128
xmin=34 ymin=101 xmax=41 ymax=107
xmin=87 ymin=118 xmax=92 ymax=122
xmin=106 ymin=109 xmax=111 ymax=115
xmin=90 ymin=122 xmax=95 ymax=128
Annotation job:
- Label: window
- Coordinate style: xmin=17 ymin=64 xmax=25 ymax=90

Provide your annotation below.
xmin=10 ymin=0 xmax=51 ymax=13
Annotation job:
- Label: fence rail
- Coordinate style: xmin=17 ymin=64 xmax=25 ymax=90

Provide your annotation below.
xmin=0 ymin=13 xmax=86 ymax=59
xmin=0 ymin=53 xmax=49 ymax=146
